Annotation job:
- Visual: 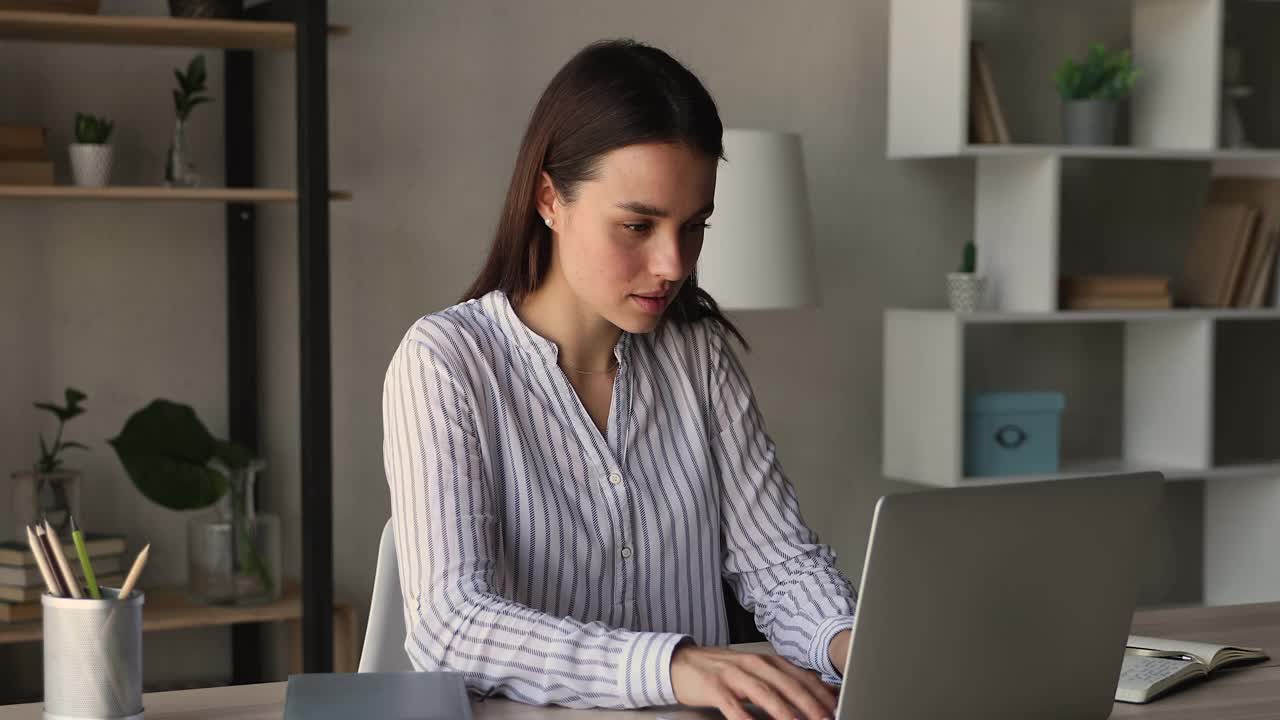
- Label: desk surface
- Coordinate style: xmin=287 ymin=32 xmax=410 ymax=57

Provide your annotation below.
xmin=3 ymin=601 xmax=1278 ymax=719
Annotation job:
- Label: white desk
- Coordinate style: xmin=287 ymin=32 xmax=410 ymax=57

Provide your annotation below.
xmin=4 ymin=603 xmax=1280 ymax=719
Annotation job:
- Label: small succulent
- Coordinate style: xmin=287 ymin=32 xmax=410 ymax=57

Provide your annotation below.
xmin=1055 ymin=43 xmax=1141 ymax=101
xmin=172 ymin=54 xmax=211 ymax=122
xmin=73 ymin=113 xmax=113 ymax=144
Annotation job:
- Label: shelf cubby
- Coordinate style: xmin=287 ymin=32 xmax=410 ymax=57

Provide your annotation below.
xmin=1213 ymin=320 xmax=1280 ymax=468
xmin=890 ymin=0 xmax=1224 ymax=157
xmin=880 ymin=310 xmax=1280 ymax=487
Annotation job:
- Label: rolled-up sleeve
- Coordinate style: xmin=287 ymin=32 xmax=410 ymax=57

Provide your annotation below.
xmin=382 ymin=322 xmax=688 ymax=708
xmin=707 ymin=325 xmax=858 ymax=684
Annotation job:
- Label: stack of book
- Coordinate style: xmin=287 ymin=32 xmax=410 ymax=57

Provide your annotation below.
xmin=0 ymin=124 xmax=54 ymax=185
xmin=0 ymin=533 xmax=126 ymax=622
xmin=1183 ymin=178 xmax=1280 ymax=309
xmin=1060 ymin=275 xmax=1173 ymax=310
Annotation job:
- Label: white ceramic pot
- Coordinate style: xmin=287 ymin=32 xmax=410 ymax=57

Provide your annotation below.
xmin=69 ymin=143 xmax=114 ymax=187
xmin=947 ymin=272 xmax=986 ymax=313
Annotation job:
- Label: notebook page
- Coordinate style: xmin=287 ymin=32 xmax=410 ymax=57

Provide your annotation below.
xmin=1116 ymin=655 xmax=1201 ymax=703
xmin=1128 ymin=635 xmax=1264 ymax=668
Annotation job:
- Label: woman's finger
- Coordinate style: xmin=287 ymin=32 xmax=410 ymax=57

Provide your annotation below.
xmin=767 ymin=655 xmax=839 ymax=711
xmin=724 ymin=666 xmax=800 ymax=720
xmin=710 ymin=680 xmax=755 ymax=720
xmin=738 ymin=655 xmax=832 ymax=720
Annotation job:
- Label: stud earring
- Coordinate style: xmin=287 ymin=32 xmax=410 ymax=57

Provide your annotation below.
xmin=544 ymin=217 xmax=553 ymax=228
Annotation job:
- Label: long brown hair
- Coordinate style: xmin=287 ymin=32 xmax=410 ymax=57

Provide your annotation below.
xmin=460 ymin=38 xmax=747 ymax=350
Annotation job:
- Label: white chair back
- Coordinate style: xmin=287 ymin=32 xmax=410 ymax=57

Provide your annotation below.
xmin=358 ymin=519 xmax=414 ymax=672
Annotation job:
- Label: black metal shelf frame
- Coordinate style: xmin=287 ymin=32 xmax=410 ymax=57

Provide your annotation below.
xmin=226 ymin=0 xmax=332 ymax=681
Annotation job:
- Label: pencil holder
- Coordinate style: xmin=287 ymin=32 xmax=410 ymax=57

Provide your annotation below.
xmin=41 ymin=587 xmax=144 ymax=720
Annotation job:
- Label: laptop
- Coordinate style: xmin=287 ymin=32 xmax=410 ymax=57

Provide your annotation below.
xmin=834 ymin=473 xmax=1163 ymax=720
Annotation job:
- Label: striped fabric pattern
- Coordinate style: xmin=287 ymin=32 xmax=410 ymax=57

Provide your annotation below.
xmin=381 ymin=289 xmax=857 ymax=709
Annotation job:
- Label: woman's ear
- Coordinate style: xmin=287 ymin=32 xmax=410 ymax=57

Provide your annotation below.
xmin=535 ymin=171 xmax=559 ymax=227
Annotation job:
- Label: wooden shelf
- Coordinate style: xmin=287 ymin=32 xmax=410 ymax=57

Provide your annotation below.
xmin=0 ymin=185 xmax=352 ymax=203
xmin=891 ymin=308 xmax=1280 ymax=325
xmin=0 ymin=10 xmax=349 ymax=50
xmin=891 ymin=144 xmax=1280 ymax=161
xmin=0 ymin=580 xmax=361 ymax=673
xmin=0 ymin=580 xmax=304 ymax=645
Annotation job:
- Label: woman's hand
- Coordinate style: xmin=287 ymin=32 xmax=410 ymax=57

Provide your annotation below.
xmin=670 ymin=642 xmax=838 ymax=720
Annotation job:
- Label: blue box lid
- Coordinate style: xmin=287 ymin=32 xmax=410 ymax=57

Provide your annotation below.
xmin=967 ymin=392 xmax=1065 ymax=414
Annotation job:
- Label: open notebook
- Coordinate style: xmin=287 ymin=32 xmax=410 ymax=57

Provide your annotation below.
xmin=1116 ymin=634 xmax=1270 ymax=703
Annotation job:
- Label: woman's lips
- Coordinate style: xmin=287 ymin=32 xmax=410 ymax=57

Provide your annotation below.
xmin=631 ymin=293 xmax=668 ymax=314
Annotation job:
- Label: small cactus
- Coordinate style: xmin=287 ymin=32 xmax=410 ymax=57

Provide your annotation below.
xmin=958 ymin=241 xmax=977 ymax=274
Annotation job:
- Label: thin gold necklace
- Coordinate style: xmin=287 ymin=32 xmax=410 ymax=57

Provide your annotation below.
xmin=559 ymin=357 xmax=619 ymax=376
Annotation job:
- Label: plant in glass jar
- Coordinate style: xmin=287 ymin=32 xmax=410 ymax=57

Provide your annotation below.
xmin=109 ymin=399 xmax=279 ymax=605
xmin=12 ymin=388 xmax=88 ymax=542
xmin=164 ymin=54 xmax=210 ymax=187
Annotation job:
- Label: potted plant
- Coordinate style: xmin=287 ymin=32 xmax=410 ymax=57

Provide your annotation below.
xmin=1054 ymin=43 xmax=1141 ymax=145
xmin=109 ymin=399 xmax=279 ymax=605
xmin=11 ymin=388 xmax=88 ymax=542
xmin=68 ymin=112 xmax=114 ymax=187
xmin=165 ymin=54 xmax=211 ymax=187
xmin=947 ymin=241 xmax=985 ymax=313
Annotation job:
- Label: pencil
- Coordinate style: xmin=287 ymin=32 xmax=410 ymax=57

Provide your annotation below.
xmin=117 ymin=544 xmax=149 ymax=600
xmin=25 ymin=525 xmax=61 ymax=597
xmin=70 ymin=515 xmax=102 ymax=600
xmin=35 ymin=525 xmax=69 ymax=597
xmin=43 ymin=518 xmax=83 ymax=598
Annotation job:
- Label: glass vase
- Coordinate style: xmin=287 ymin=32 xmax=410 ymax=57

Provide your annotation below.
xmin=11 ymin=469 xmax=81 ymax=542
xmin=186 ymin=459 xmax=281 ymax=606
xmin=164 ymin=118 xmax=200 ymax=187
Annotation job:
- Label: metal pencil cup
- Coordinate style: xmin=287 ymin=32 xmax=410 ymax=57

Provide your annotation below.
xmin=42 ymin=587 xmax=144 ymax=720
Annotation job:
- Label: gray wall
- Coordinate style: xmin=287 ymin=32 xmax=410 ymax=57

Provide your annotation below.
xmin=1 ymin=0 xmax=1210 ymax=698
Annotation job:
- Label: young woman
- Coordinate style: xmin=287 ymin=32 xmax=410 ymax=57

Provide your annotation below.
xmin=382 ymin=39 xmax=857 ymax=720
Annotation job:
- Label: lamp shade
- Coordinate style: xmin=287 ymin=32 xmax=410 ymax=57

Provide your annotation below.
xmin=698 ymin=129 xmax=819 ymax=309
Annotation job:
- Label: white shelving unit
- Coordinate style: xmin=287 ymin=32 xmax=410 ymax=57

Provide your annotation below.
xmin=885 ymin=0 xmax=1280 ymax=605
xmin=889 ymin=0 xmax=1280 ymax=313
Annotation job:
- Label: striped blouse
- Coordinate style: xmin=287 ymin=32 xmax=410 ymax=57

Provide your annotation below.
xmin=381 ymin=289 xmax=857 ymax=709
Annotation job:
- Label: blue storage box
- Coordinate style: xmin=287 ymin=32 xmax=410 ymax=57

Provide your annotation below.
xmin=964 ymin=392 xmax=1066 ymax=477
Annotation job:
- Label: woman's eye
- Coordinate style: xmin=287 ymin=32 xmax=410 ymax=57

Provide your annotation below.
xmin=623 ymin=223 xmax=650 ymax=233
xmin=687 ymin=222 xmax=711 ymax=231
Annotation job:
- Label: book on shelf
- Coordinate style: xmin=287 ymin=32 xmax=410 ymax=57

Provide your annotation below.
xmin=1116 ymin=634 xmax=1270 ymax=704
xmin=0 ymin=573 xmax=123 ymax=603
xmin=1188 ymin=177 xmax=1280 ymax=309
xmin=0 ymin=533 xmax=125 ymax=568
xmin=1060 ymin=274 xmax=1173 ymax=310
xmin=1246 ymin=230 xmax=1279 ymax=308
xmin=0 ymin=160 xmax=54 ymax=185
xmin=968 ymin=42 xmax=1010 ymax=144
xmin=0 ymin=553 xmax=123 ymax=587
xmin=0 ymin=124 xmax=48 ymax=161
xmin=1061 ymin=275 xmax=1170 ymax=298
xmin=1184 ymin=202 xmax=1261 ymax=308
xmin=0 ymin=599 xmax=41 ymax=624
xmin=1063 ymin=294 xmax=1173 ymax=311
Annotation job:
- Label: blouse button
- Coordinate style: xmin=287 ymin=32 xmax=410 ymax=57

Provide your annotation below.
xmin=620 ymin=545 xmax=633 ymax=559
xmin=608 ymin=471 xmax=623 ymax=486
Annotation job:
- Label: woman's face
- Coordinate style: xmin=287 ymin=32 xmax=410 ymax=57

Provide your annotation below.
xmin=541 ymin=142 xmax=717 ymax=334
